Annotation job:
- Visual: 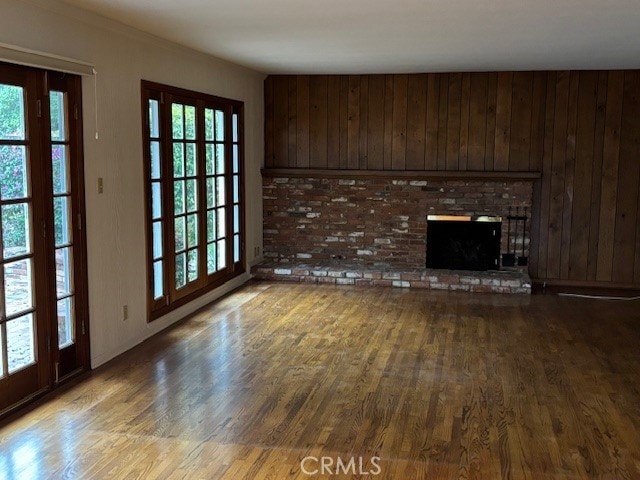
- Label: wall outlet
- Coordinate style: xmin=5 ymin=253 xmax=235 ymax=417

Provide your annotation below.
xmin=122 ymin=305 xmax=128 ymax=321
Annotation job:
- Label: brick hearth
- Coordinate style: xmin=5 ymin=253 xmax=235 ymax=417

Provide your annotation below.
xmin=251 ymin=262 xmax=531 ymax=294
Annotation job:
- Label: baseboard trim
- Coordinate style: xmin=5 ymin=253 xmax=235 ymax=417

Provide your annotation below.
xmin=532 ymin=278 xmax=640 ymax=290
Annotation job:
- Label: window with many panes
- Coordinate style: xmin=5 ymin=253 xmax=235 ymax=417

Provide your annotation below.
xmin=142 ymin=82 xmax=244 ymax=320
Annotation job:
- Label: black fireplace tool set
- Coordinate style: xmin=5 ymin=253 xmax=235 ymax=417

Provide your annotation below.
xmin=502 ymin=206 xmax=528 ymax=267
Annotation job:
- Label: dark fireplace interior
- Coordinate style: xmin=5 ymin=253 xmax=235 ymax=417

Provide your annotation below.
xmin=426 ymin=218 xmax=501 ymax=271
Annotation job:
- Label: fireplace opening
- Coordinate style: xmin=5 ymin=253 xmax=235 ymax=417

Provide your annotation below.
xmin=426 ymin=215 xmax=501 ymax=271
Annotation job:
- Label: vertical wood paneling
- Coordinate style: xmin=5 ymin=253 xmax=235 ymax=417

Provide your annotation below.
xmin=296 ymin=75 xmax=310 ymax=168
xmin=626 ymin=72 xmax=640 ymax=284
xmin=509 ymin=72 xmax=534 ymax=171
xmin=392 ymin=74 xmax=408 ymax=170
xmin=383 ymin=75 xmax=394 ymax=170
xmin=527 ymin=72 xmax=548 ymax=277
xmin=436 ymin=73 xmax=449 ymax=170
xmin=560 ymin=72 xmax=579 ymax=279
xmin=568 ymin=72 xmax=598 ymax=280
xmin=467 ymin=73 xmax=488 ymax=171
xmin=529 ymin=73 xmax=548 ymax=172
xmin=446 ymin=73 xmax=462 ymax=170
xmin=425 ymin=74 xmax=439 ymax=170
xmin=339 ymin=76 xmax=349 ymax=169
xmin=484 ymin=73 xmax=498 ymax=171
xmin=327 ymin=76 xmax=341 ymax=169
xmin=287 ymin=76 xmax=297 ymax=167
xmin=347 ymin=75 xmax=361 ymax=169
xmin=547 ymin=71 xmax=570 ymax=279
xmin=264 ymin=76 xmax=274 ymax=167
xmin=459 ymin=73 xmax=471 ymax=170
xmin=587 ymin=72 xmax=608 ymax=281
xmin=273 ymin=76 xmax=289 ymax=167
xmin=359 ymin=76 xmax=369 ymax=169
xmin=596 ymin=71 xmax=624 ymax=282
xmin=612 ymin=71 xmax=640 ymax=283
xmin=264 ymin=71 xmax=640 ymax=286
xmin=532 ymin=72 xmax=557 ymax=279
xmin=309 ymin=76 xmax=328 ymax=168
xmin=406 ymin=74 xmax=427 ymax=170
xmin=367 ymin=75 xmax=385 ymax=170
xmin=494 ymin=72 xmax=513 ymax=171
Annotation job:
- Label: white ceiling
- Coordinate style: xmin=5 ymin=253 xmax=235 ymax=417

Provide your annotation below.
xmin=61 ymin=0 xmax=640 ymax=74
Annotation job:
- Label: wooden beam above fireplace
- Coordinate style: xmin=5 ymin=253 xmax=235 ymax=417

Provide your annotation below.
xmin=261 ymin=168 xmax=541 ymax=181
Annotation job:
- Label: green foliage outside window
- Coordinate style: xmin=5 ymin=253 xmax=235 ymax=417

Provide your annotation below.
xmin=0 ymin=85 xmax=66 ymax=253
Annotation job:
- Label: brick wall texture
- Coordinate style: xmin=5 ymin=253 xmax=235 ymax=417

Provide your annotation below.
xmin=263 ymin=177 xmax=534 ymax=269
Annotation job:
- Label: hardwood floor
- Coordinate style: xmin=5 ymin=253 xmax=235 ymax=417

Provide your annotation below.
xmin=1 ymin=282 xmax=639 ymax=479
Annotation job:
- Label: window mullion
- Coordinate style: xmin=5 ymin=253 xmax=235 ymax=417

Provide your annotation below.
xmin=224 ymin=104 xmax=234 ymax=272
xmin=196 ymin=101 xmax=207 ymax=288
xmin=235 ymin=106 xmax=244 ymax=268
xmin=163 ymin=93 xmax=176 ymax=302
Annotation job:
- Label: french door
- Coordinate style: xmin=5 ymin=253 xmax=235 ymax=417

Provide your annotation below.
xmin=0 ymin=62 xmax=89 ymax=416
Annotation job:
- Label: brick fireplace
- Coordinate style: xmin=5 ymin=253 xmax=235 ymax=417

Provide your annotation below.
xmin=253 ymin=170 xmax=536 ymax=294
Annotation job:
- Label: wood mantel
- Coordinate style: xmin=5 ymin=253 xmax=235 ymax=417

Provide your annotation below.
xmin=261 ymin=168 xmax=541 ymax=181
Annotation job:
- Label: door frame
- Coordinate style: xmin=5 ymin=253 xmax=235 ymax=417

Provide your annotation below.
xmin=0 ymin=62 xmax=91 ymax=419
xmin=44 ymin=71 xmax=91 ymax=382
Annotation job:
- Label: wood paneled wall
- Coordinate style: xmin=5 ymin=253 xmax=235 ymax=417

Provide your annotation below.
xmin=264 ymin=71 xmax=640 ymax=286
xmin=265 ymin=73 xmax=548 ymax=172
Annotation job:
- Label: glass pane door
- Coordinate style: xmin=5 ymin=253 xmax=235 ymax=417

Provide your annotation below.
xmin=50 ymin=91 xmax=75 ymax=350
xmin=47 ymin=71 xmax=90 ymax=383
xmin=0 ymin=78 xmax=42 ymax=405
xmin=1 ymin=63 xmax=90 ymax=417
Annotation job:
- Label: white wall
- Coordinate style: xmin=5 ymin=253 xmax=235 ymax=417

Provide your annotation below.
xmin=0 ymin=0 xmax=265 ymax=367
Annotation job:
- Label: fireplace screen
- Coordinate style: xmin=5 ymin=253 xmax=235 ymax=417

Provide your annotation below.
xmin=426 ymin=216 xmax=501 ymax=271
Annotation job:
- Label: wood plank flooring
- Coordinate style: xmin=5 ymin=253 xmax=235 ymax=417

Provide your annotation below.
xmin=1 ymin=282 xmax=639 ymax=479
